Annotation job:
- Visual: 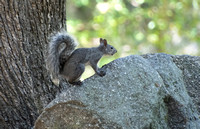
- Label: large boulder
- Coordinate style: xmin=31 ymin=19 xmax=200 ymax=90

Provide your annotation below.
xmin=34 ymin=53 xmax=200 ymax=129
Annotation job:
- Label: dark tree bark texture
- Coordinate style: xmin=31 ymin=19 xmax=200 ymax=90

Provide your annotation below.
xmin=0 ymin=0 xmax=66 ymax=128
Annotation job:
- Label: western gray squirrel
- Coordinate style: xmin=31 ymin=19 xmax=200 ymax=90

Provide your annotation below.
xmin=46 ymin=31 xmax=117 ymax=85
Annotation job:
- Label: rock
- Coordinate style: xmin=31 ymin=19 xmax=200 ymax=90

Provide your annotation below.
xmin=34 ymin=53 xmax=200 ymax=129
xmin=172 ymin=55 xmax=200 ymax=113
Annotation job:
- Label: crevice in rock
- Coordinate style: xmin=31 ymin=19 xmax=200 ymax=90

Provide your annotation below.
xmin=163 ymin=96 xmax=187 ymax=129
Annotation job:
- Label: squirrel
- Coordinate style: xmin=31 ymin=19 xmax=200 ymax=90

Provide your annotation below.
xmin=46 ymin=31 xmax=117 ymax=85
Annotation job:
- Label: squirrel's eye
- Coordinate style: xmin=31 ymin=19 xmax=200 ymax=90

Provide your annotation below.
xmin=111 ymin=47 xmax=113 ymax=49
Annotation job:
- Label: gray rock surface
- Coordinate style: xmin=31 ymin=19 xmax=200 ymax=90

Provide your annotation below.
xmin=173 ymin=55 xmax=200 ymax=113
xmin=34 ymin=53 xmax=200 ymax=129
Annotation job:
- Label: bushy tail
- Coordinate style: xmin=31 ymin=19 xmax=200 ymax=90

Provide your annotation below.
xmin=46 ymin=32 xmax=78 ymax=82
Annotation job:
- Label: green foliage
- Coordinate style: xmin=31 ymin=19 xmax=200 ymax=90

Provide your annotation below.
xmin=66 ymin=0 xmax=200 ymax=78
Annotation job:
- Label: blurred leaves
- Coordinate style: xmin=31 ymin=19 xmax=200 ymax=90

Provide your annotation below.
xmin=66 ymin=0 xmax=200 ymax=65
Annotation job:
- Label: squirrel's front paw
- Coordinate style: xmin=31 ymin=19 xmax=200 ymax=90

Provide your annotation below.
xmin=97 ymin=69 xmax=106 ymax=77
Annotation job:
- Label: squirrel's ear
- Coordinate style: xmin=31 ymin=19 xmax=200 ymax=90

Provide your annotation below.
xmin=100 ymin=38 xmax=103 ymax=43
xmin=103 ymin=39 xmax=107 ymax=47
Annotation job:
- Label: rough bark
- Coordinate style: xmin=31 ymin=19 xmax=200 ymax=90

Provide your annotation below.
xmin=0 ymin=0 xmax=66 ymax=128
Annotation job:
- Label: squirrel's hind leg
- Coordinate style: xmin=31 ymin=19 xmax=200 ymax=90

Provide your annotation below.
xmin=68 ymin=64 xmax=85 ymax=86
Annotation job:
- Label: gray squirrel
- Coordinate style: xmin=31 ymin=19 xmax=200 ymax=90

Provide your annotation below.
xmin=46 ymin=32 xmax=117 ymax=85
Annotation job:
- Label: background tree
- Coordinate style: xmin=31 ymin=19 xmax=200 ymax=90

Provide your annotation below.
xmin=0 ymin=0 xmax=66 ymax=128
xmin=67 ymin=0 xmax=200 ymax=57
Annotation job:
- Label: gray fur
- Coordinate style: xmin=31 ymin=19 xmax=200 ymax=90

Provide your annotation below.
xmin=46 ymin=32 xmax=117 ymax=85
xmin=46 ymin=32 xmax=78 ymax=81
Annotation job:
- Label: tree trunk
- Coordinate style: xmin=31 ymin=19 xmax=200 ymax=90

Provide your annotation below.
xmin=0 ymin=0 xmax=66 ymax=128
